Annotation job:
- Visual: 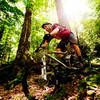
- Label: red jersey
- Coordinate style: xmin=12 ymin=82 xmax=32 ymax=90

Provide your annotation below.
xmin=52 ymin=24 xmax=72 ymax=40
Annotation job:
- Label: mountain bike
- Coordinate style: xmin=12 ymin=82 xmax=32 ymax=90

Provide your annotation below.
xmin=40 ymin=49 xmax=83 ymax=97
xmin=41 ymin=48 xmax=82 ymax=80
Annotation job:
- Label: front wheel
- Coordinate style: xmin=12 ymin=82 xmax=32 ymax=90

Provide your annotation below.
xmin=64 ymin=53 xmax=82 ymax=68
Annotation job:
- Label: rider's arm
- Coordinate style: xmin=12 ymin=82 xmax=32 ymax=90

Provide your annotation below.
xmin=39 ymin=40 xmax=49 ymax=50
xmin=35 ymin=40 xmax=49 ymax=52
xmin=39 ymin=34 xmax=53 ymax=50
xmin=50 ymin=27 xmax=59 ymax=36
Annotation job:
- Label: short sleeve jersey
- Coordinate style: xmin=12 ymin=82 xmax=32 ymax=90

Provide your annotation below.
xmin=52 ymin=24 xmax=72 ymax=40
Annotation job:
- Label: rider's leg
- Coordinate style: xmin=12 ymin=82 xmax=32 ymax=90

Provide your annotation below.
xmin=56 ymin=40 xmax=68 ymax=64
xmin=56 ymin=48 xmax=64 ymax=58
xmin=56 ymin=39 xmax=68 ymax=58
xmin=71 ymin=43 xmax=81 ymax=56
xmin=71 ymin=43 xmax=82 ymax=63
xmin=68 ymin=33 xmax=83 ymax=63
xmin=56 ymin=48 xmax=68 ymax=65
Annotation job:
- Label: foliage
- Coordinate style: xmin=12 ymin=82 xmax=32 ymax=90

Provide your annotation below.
xmin=7 ymin=0 xmax=19 ymax=3
xmin=26 ymin=0 xmax=34 ymax=10
xmin=0 ymin=0 xmax=100 ymax=99
xmin=79 ymin=38 xmax=91 ymax=62
xmin=0 ymin=0 xmax=56 ymax=64
xmin=46 ymin=85 xmax=66 ymax=100
xmin=0 ymin=24 xmax=22 ymax=63
xmin=5 ymin=72 xmax=24 ymax=90
xmin=30 ymin=0 xmax=56 ymax=55
xmin=79 ymin=0 xmax=100 ymax=93
xmin=0 ymin=0 xmax=24 ymax=20
xmin=78 ymin=74 xmax=100 ymax=92
xmin=79 ymin=0 xmax=100 ymax=62
xmin=0 ymin=61 xmax=14 ymax=83
xmin=94 ymin=42 xmax=100 ymax=57
xmin=0 ymin=0 xmax=24 ymax=64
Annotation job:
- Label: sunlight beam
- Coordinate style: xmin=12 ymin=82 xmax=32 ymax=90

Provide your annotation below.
xmin=62 ymin=0 xmax=90 ymax=23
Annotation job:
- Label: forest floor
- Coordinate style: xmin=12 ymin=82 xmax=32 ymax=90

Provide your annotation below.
xmin=0 ymin=65 xmax=100 ymax=100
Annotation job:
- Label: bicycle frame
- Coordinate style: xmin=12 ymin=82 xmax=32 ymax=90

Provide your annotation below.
xmin=41 ymin=50 xmax=79 ymax=80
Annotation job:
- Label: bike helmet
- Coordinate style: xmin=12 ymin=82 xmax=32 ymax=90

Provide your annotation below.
xmin=42 ymin=22 xmax=52 ymax=29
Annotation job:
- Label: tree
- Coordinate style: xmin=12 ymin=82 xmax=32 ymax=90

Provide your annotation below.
xmin=15 ymin=7 xmax=33 ymax=72
xmin=13 ymin=0 xmax=54 ymax=99
xmin=55 ymin=0 xmax=70 ymax=29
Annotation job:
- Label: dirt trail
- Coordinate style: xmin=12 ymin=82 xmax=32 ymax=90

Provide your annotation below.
xmin=0 ymin=70 xmax=100 ymax=100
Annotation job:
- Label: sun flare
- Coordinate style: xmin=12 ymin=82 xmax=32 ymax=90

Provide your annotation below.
xmin=62 ymin=0 xmax=90 ymax=23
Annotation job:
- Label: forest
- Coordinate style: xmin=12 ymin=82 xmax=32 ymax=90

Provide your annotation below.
xmin=0 ymin=0 xmax=100 ymax=100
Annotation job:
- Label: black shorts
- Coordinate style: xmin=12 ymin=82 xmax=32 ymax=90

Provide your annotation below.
xmin=56 ymin=33 xmax=77 ymax=51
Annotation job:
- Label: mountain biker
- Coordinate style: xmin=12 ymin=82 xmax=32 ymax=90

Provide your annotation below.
xmin=37 ymin=22 xmax=82 ymax=64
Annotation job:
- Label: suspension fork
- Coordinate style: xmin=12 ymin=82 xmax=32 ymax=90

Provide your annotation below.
xmin=41 ymin=50 xmax=47 ymax=80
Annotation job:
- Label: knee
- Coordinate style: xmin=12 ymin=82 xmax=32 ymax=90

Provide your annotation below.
xmin=56 ymin=48 xmax=61 ymax=52
xmin=56 ymin=48 xmax=64 ymax=58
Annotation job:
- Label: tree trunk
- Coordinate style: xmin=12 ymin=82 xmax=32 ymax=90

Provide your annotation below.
xmin=15 ymin=7 xmax=33 ymax=73
xmin=55 ymin=0 xmax=70 ymax=29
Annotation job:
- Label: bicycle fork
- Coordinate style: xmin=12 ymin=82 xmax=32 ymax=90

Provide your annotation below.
xmin=41 ymin=50 xmax=47 ymax=80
